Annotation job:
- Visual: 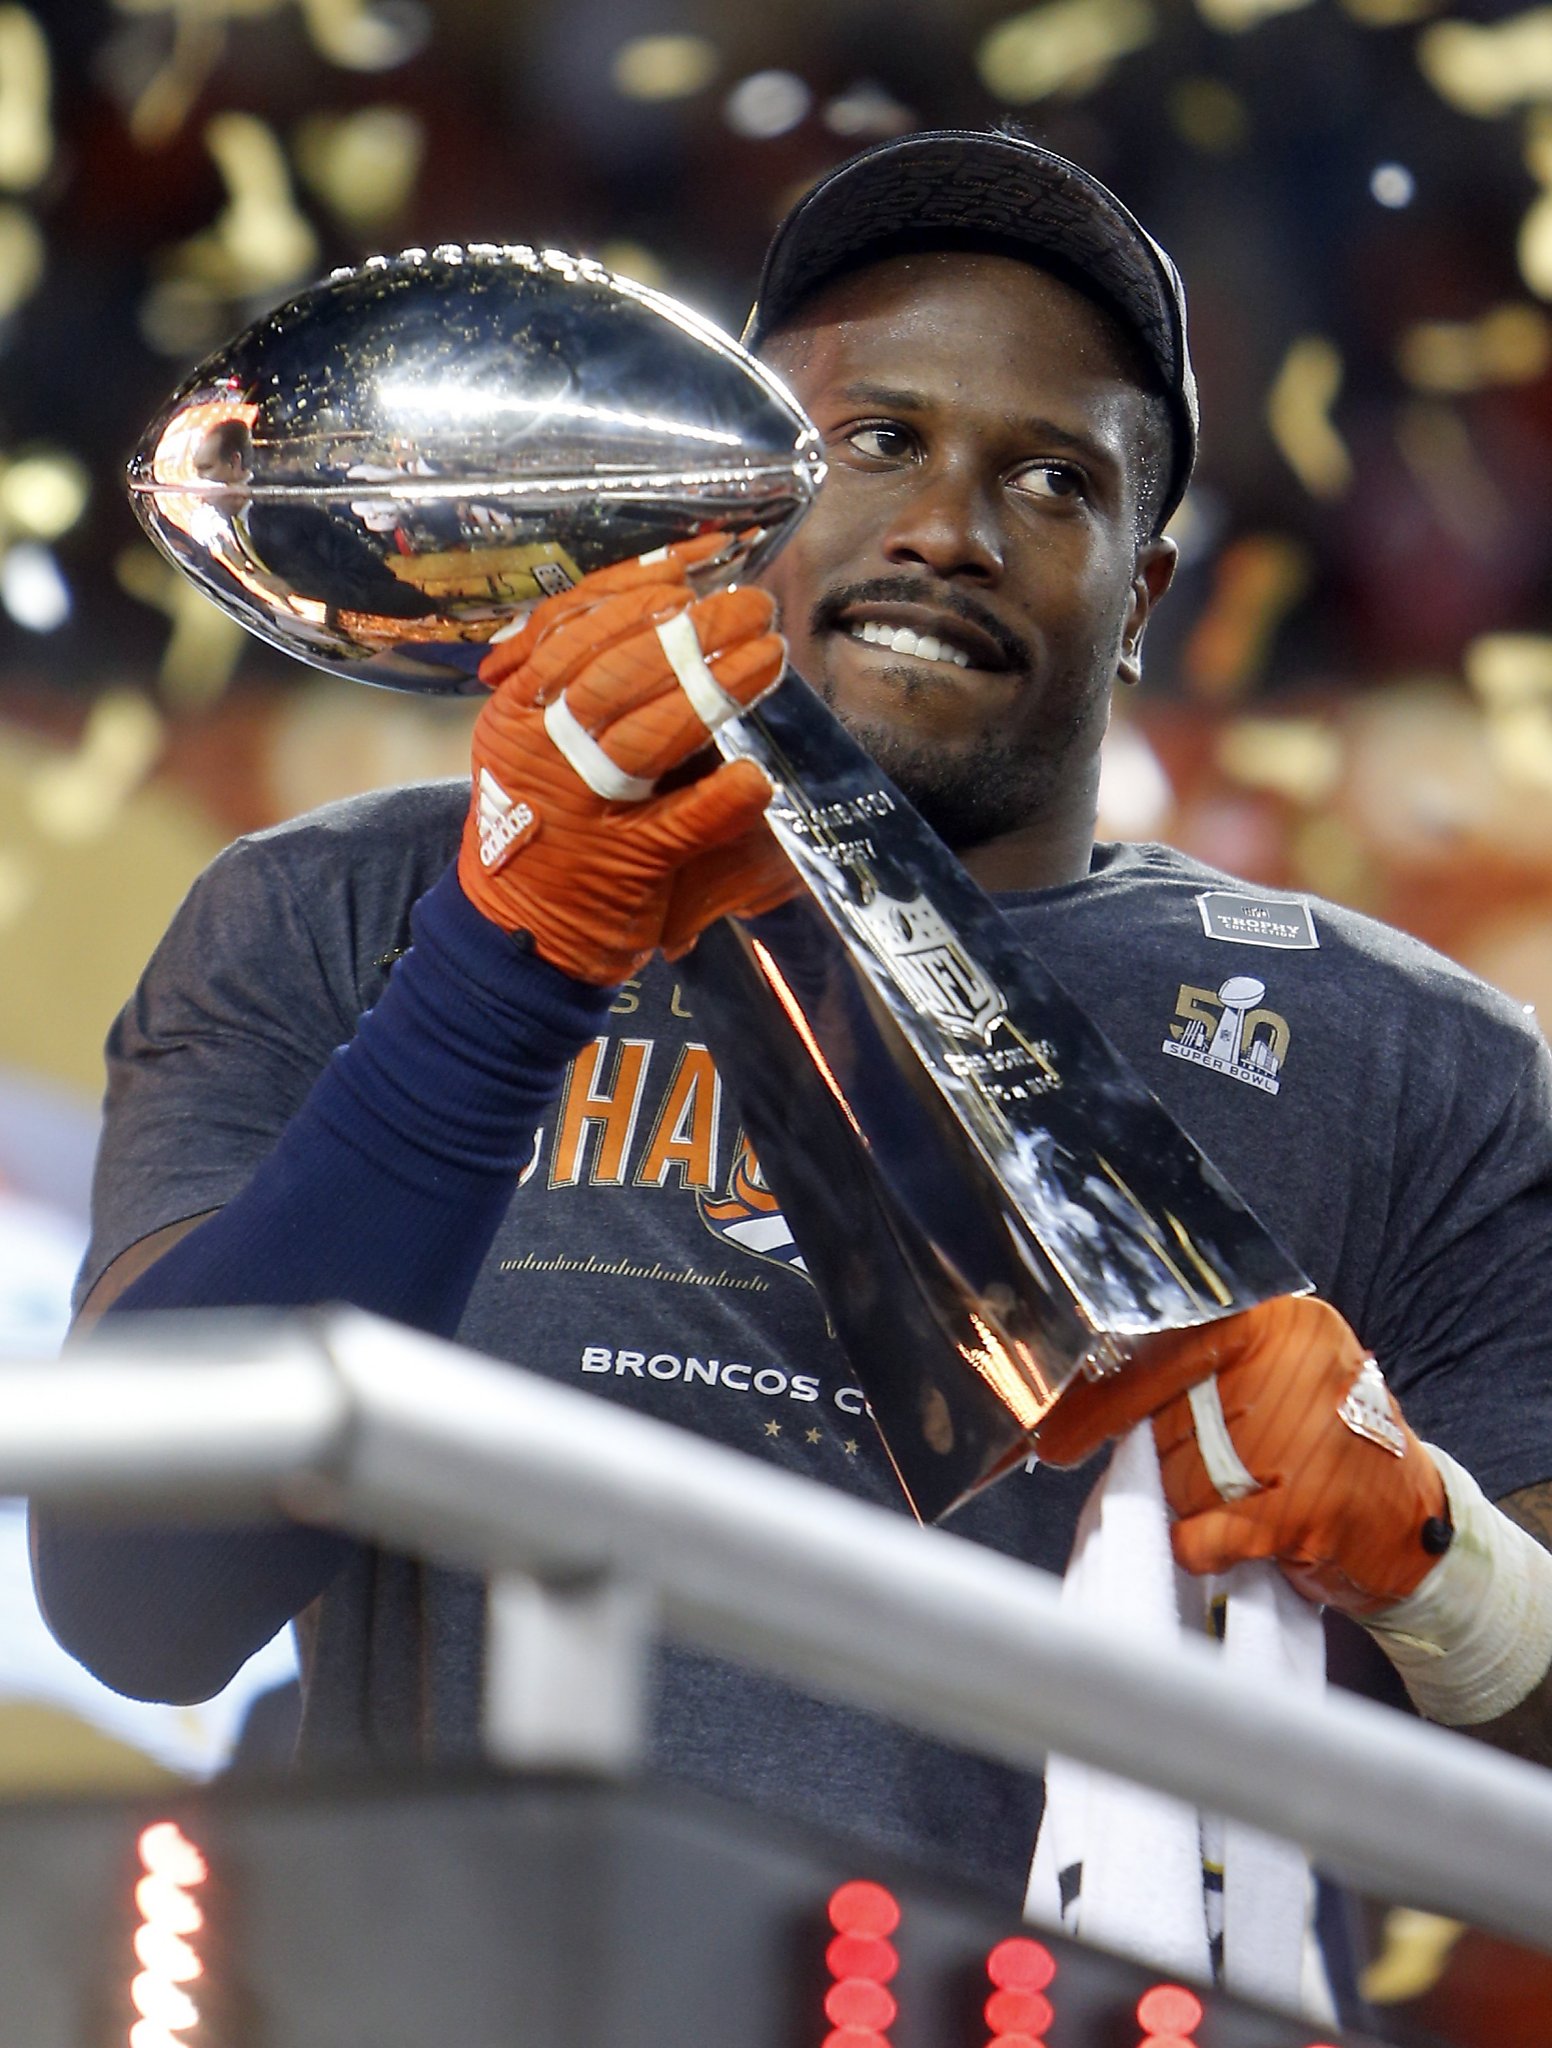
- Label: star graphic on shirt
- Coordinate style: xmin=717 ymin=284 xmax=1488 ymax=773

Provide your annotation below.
xmin=804 ymin=1427 xmax=822 ymax=1445
xmin=763 ymin=1419 xmax=782 ymax=1438
xmin=842 ymin=1438 xmax=859 ymax=1456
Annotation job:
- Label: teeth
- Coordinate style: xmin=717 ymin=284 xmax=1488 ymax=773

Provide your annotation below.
xmin=849 ymin=620 xmax=971 ymax=668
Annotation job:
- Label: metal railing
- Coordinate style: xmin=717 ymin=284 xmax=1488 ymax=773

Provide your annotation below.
xmin=9 ymin=1307 xmax=1552 ymax=1949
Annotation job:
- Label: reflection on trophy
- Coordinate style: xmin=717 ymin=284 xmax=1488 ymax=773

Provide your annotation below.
xmin=130 ymin=246 xmax=1306 ymax=1522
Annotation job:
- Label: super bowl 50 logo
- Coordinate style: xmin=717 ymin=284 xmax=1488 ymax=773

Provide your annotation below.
xmin=1161 ymin=978 xmax=1290 ymax=1095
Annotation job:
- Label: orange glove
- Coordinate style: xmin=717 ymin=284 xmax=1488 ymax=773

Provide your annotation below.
xmin=1034 ymin=1296 xmax=1451 ymax=1616
xmin=661 ymin=825 xmax=798 ymax=959
xmin=459 ymin=536 xmax=788 ymax=985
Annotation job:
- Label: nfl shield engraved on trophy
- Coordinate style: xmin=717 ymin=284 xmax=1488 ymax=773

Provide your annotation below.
xmin=130 ymin=249 xmax=1307 ymax=1524
xmin=834 ymin=891 xmax=1006 ymax=1040
xmin=126 ymin=244 xmax=824 ymax=694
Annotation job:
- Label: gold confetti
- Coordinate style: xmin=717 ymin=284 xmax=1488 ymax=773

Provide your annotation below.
xmin=1168 ymin=76 xmax=1250 ymax=152
xmin=1266 ymin=335 xmax=1352 ymax=498
xmin=611 ymin=33 xmax=718 ymax=100
xmin=1216 ymin=717 xmax=1344 ymax=803
xmin=1526 ymin=103 xmax=1552 ymax=183
xmin=116 ymin=0 xmax=421 ymax=145
xmin=977 ymin=0 xmax=1156 ymax=103
xmin=116 ymin=3 xmax=226 ymax=149
xmin=1334 ymin=0 xmax=1449 ymax=20
xmin=1519 ymin=110 xmax=1552 ymax=297
xmin=1397 ymin=301 xmax=1552 ymax=391
xmin=138 ymin=274 xmax=228 ymax=356
xmin=0 ymin=450 xmax=89 ymax=540
xmin=167 ymin=112 xmax=317 ymax=295
xmin=157 ymin=586 xmax=250 ymax=708
xmin=26 ymin=690 xmax=166 ymax=846
xmin=1194 ymin=0 xmax=1314 ymax=32
xmin=293 ymin=104 xmax=423 ymax=230
xmin=1521 ymin=201 xmax=1552 ymax=298
xmin=822 ymin=82 xmax=915 ymax=139
xmin=1339 ymin=0 xmax=1443 ymax=22
xmin=1465 ymin=635 xmax=1552 ymax=794
xmin=596 ymin=239 xmax=668 ymax=289
xmin=116 ymin=542 xmax=249 ymax=708
xmin=1359 ymin=1910 xmax=1464 ymax=2005
xmin=1183 ymin=534 xmax=1311 ymax=697
xmin=0 ymin=200 xmax=41 ymax=317
xmin=0 ymin=7 xmax=50 ymax=190
xmin=1465 ymin=630 xmax=1552 ymax=708
xmin=1483 ymin=702 xmax=1552 ymax=792
xmin=111 ymin=1 xmax=286 ymax=16
xmin=299 ymin=0 xmax=427 ymax=70
xmin=1418 ymin=9 xmax=1552 ymax=118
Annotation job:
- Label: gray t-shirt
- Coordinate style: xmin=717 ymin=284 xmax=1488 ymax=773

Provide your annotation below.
xmin=82 ymin=779 xmax=1552 ymax=1893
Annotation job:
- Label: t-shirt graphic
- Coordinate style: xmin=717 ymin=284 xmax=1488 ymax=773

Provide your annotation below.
xmin=696 ymin=1130 xmax=809 ymax=1279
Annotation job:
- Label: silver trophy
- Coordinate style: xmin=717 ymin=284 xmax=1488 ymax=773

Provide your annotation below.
xmin=128 ymin=243 xmax=824 ymax=691
xmin=130 ymin=248 xmax=1306 ymax=1522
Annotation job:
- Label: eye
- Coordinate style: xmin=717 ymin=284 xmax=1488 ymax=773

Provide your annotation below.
xmin=843 ymin=421 xmax=917 ymax=463
xmin=1011 ymin=461 xmax=1086 ymax=503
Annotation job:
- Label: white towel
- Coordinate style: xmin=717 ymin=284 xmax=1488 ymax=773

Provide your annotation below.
xmin=1023 ymin=1422 xmax=1334 ymax=2018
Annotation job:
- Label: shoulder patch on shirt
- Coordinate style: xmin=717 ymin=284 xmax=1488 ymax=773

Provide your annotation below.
xmin=1161 ymin=977 xmax=1289 ymax=1095
xmin=1196 ymin=890 xmax=1318 ymax=950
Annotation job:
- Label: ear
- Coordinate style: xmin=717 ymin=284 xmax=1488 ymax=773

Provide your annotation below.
xmin=1117 ymin=536 xmax=1178 ymax=690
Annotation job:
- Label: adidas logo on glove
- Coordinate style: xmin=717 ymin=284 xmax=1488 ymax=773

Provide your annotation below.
xmin=476 ymin=767 xmax=537 ymax=871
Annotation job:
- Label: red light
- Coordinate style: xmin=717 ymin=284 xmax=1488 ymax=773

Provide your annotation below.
xmin=986 ymin=1986 xmax=1053 ymax=2034
xmin=827 ymin=1880 xmax=901 ymax=1938
xmin=982 ymin=1935 xmax=1057 ymax=2048
xmin=1137 ymin=1983 xmax=1204 ymax=2035
xmin=986 ymin=1937 xmax=1056 ymax=1993
xmin=130 ymin=1822 xmax=209 ymax=2048
xmin=825 ymin=1979 xmax=897 ymax=2030
xmin=823 ymin=1881 xmax=900 ymax=2046
xmin=826 ymin=1933 xmax=898 ymax=1982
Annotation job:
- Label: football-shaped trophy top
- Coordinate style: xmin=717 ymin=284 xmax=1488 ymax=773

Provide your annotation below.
xmin=127 ymin=244 xmax=824 ymax=694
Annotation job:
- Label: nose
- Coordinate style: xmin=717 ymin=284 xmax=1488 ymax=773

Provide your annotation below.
xmin=881 ymin=462 xmax=1004 ymax=585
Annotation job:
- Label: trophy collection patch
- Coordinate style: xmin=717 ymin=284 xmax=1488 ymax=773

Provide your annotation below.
xmin=1161 ymin=978 xmax=1290 ymax=1095
xmin=1196 ymin=890 xmax=1319 ymax=950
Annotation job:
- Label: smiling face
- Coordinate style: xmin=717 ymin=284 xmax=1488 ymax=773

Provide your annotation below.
xmin=757 ymin=250 xmax=1177 ymax=888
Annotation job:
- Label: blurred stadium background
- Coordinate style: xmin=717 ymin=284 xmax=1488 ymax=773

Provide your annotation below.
xmin=0 ymin=0 xmax=1550 ymax=1789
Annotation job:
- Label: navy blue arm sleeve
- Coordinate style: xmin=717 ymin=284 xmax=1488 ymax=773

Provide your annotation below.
xmin=31 ymin=868 xmax=611 ymax=1703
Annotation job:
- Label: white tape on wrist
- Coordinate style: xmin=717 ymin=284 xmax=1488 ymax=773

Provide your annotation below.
xmin=543 ymin=694 xmax=655 ymax=803
xmin=656 ymin=609 xmax=746 ymax=733
xmin=1363 ymin=1445 xmax=1552 ymax=1726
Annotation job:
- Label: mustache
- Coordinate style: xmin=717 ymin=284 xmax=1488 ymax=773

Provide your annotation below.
xmin=809 ymin=576 xmax=1032 ymax=672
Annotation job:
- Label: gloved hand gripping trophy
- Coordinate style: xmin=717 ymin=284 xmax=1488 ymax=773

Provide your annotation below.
xmin=458 ymin=534 xmax=796 ymax=986
xmin=1036 ymin=1295 xmax=1552 ymax=1730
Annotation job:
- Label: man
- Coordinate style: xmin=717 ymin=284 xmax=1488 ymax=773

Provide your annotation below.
xmin=32 ymin=133 xmax=1552 ymax=1902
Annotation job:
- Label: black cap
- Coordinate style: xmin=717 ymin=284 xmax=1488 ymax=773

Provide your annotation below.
xmin=744 ymin=130 xmax=1198 ymax=532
